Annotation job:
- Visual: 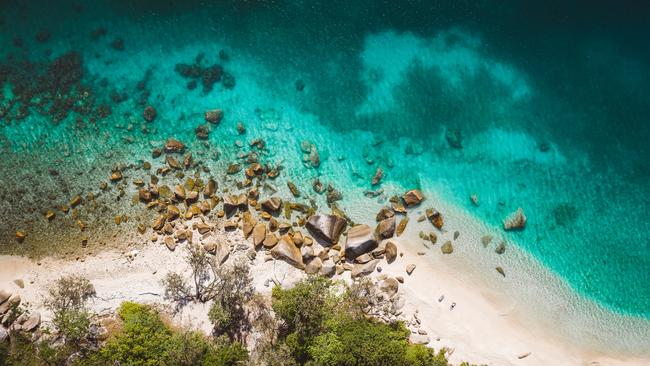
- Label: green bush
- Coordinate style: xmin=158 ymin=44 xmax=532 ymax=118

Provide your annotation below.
xmin=84 ymin=302 xmax=246 ymax=366
xmin=269 ymin=276 xmax=451 ymax=366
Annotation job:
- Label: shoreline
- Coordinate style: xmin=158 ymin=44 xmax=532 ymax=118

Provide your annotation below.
xmin=2 ymin=197 xmax=649 ymax=366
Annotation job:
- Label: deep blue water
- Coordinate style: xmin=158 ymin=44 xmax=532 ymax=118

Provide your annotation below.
xmin=0 ymin=0 xmax=649 ymax=321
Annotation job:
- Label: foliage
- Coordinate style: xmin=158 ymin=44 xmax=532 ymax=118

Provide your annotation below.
xmin=44 ymin=274 xmax=96 ymax=344
xmin=84 ymin=302 xmax=246 ymax=366
xmin=267 ymin=276 xmax=452 ymax=366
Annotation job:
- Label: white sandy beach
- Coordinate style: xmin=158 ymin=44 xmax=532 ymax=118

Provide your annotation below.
xmin=2 ymin=203 xmax=649 ymax=366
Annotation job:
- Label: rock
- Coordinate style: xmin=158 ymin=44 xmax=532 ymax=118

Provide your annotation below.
xmin=227 ymin=163 xmax=241 ymax=174
xmin=164 ymin=138 xmax=185 ymax=153
xmin=164 ymin=237 xmax=176 ymax=251
xmin=292 ymin=231 xmax=304 ymax=246
xmin=385 ymin=241 xmax=398 ymax=263
xmin=174 ymin=184 xmax=186 ymax=199
xmin=379 ymin=277 xmax=399 ymax=297
xmin=402 ymin=189 xmax=424 ymax=207
xmin=326 ymin=186 xmax=343 ymax=204
xmin=143 ymin=105 xmax=157 ymax=122
xmin=371 ymin=167 xmax=384 ymax=186
xmin=470 ymin=194 xmax=479 ymax=206
xmin=305 ymin=214 xmax=347 ymax=246
xmin=309 ymin=146 xmax=320 ymax=167
xmin=376 ymin=207 xmax=395 ymax=221
xmin=166 ymin=205 xmax=180 ymax=220
xmin=428 ymin=232 xmax=437 ymax=244
xmin=223 ymin=194 xmax=247 ymax=215
xmin=344 ymin=224 xmax=378 ymax=260
xmin=396 ymin=276 xmax=404 ymax=283
xmin=445 ymin=128 xmax=462 ymax=149
xmin=396 ymin=217 xmax=409 ymax=237
xmin=320 ymin=260 xmax=336 ymax=277
xmin=195 ymin=222 xmax=211 ymax=235
xmin=263 ymin=233 xmax=279 ymax=248
xmin=13 ymin=279 xmax=24 ymax=289
xmin=216 ymin=242 xmax=230 ymax=265
xmin=195 ymin=124 xmax=209 ymax=139
xmin=375 ymin=217 xmax=396 ymax=239
xmin=242 ymin=212 xmax=257 ymax=239
xmin=426 ymin=208 xmax=444 ymax=229
xmin=204 ymin=179 xmax=217 ymax=197
xmin=301 ymin=245 xmax=314 ymax=261
xmin=453 ymin=231 xmax=460 ymax=240
xmin=409 ymin=334 xmax=430 ymax=345
xmin=406 ymin=264 xmax=416 ymax=275
xmin=481 ymin=235 xmax=493 ymax=247
xmin=0 ymin=290 xmax=11 ymax=305
xmin=205 ymin=109 xmax=223 ymax=124
xmin=252 ymin=223 xmax=266 ymax=247
xmin=287 ymin=181 xmax=301 ymax=197
xmin=441 ymin=241 xmax=453 ymax=254
xmin=305 ymin=257 xmax=323 ymax=275
xmin=0 ymin=327 xmax=7 ymax=342
xmin=495 ymin=242 xmax=506 ymax=254
xmin=518 ymin=352 xmax=531 ymax=359
xmin=224 ymin=220 xmax=237 ymax=231
xmin=355 ymin=253 xmax=373 ymax=264
xmin=503 ymin=207 xmax=526 ymax=230
xmin=312 ymin=178 xmax=324 ymax=193
xmin=15 ymin=231 xmax=26 ymax=243
xmin=0 ymin=294 xmax=20 ymax=316
xmin=22 ymin=312 xmax=40 ymax=332
xmin=152 ymin=215 xmax=165 ymax=231
xmin=203 ymin=242 xmax=216 ymax=254
xmin=496 ymin=266 xmax=506 ymax=277
xmin=271 ymin=236 xmax=305 ymax=269
xmin=351 ymin=259 xmax=379 ymax=278
xmin=261 ymin=197 xmax=282 ymax=213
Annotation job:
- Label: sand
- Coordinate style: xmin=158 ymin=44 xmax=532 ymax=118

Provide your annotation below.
xmin=1 ymin=216 xmax=649 ymax=366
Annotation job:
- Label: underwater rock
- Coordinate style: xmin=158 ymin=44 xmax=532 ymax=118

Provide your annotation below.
xmin=15 ymin=231 xmax=26 ymax=243
xmin=312 ymin=178 xmax=324 ymax=194
xmin=326 ymin=185 xmax=343 ymax=204
xmin=309 ymin=146 xmax=320 ymax=168
xmin=195 ymin=124 xmax=209 ymax=139
xmin=402 ymin=189 xmax=424 ymax=207
xmin=287 ymin=181 xmax=301 ymax=197
xmin=425 ymin=208 xmax=443 ymax=229
xmin=495 ymin=242 xmax=506 ymax=254
xmin=295 ymin=79 xmax=305 ymax=91
xmin=503 ymin=208 xmax=526 ymax=231
xmin=481 ymin=235 xmax=493 ymax=247
xmin=205 ymin=109 xmax=223 ymax=124
xmin=345 ymin=224 xmax=378 ymax=260
xmin=445 ymin=128 xmax=463 ymax=149
xmin=371 ymin=167 xmax=384 ymax=186
xmin=110 ymin=171 xmax=123 ymax=182
xmin=110 ymin=38 xmax=125 ymax=51
xmin=306 ymin=214 xmax=347 ymax=245
xmin=271 ymin=236 xmax=304 ymax=269
xmin=496 ymin=266 xmax=506 ymax=277
xmin=470 ymin=194 xmax=479 ymax=206
xmin=143 ymin=105 xmax=156 ymax=122
xmin=441 ymin=241 xmax=453 ymax=254
xmin=376 ymin=207 xmax=395 ymax=222
xmin=164 ymin=138 xmax=185 ymax=153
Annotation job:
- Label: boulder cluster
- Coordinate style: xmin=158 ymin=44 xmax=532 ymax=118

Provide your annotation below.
xmin=0 ymin=289 xmax=41 ymax=342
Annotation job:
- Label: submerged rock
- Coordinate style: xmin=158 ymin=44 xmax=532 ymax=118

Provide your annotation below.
xmin=143 ymin=105 xmax=157 ymax=122
xmin=503 ymin=207 xmax=526 ymax=230
xmin=371 ymin=167 xmax=384 ymax=186
xmin=441 ymin=241 xmax=453 ymax=254
xmin=495 ymin=242 xmax=506 ymax=255
xmin=396 ymin=217 xmax=409 ymax=236
xmin=344 ymin=224 xmax=378 ymax=260
xmin=496 ymin=266 xmax=506 ymax=277
xmin=306 ymin=214 xmax=347 ymax=245
xmin=205 ymin=109 xmax=224 ymax=124
xmin=164 ymin=138 xmax=185 ymax=153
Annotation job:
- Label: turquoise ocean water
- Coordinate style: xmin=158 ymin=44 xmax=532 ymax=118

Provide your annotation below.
xmin=1 ymin=0 xmax=649 ymax=348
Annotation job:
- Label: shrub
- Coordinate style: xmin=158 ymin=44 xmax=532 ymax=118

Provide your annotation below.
xmin=45 ymin=275 xmax=96 ymax=344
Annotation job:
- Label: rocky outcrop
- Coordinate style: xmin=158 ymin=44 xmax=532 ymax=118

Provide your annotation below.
xmin=306 ymin=214 xmax=347 ymax=245
xmin=402 ymin=189 xmax=424 ymax=207
xmin=271 ymin=236 xmax=305 ymax=269
xmin=344 ymin=224 xmax=378 ymax=260
xmin=503 ymin=208 xmax=526 ymax=230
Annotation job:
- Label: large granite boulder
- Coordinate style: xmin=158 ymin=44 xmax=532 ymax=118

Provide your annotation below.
xmin=0 ymin=289 xmax=10 ymax=305
xmin=344 ymin=224 xmax=378 ymax=260
xmin=306 ymin=214 xmax=346 ymax=245
xmin=21 ymin=312 xmax=41 ymax=332
xmin=375 ymin=217 xmax=396 ymax=239
xmin=271 ymin=236 xmax=305 ymax=269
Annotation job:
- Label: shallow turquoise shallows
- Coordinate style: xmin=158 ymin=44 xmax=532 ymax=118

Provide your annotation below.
xmin=1 ymin=0 xmax=649 ymax=319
